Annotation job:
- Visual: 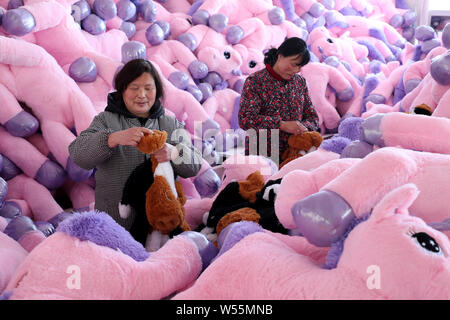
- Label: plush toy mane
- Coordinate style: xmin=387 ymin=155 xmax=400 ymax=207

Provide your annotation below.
xmin=324 ymin=213 xmax=370 ymax=269
xmin=57 ymin=210 xmax=150 ymax=262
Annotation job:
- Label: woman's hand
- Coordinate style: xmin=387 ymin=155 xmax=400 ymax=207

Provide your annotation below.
xmin=108 ymin=127 xmax=154 ymax=148
xmin=280 ymin=120 xmax=308 ymax=135
xmin=153 ymin=143 xmax=179 ymax=162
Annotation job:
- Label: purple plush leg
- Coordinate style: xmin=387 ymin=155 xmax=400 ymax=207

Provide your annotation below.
xmin=0 ymin=156 xmax=21 ymax=180
xmin=66 ymin=157 xmax=93 ymax=182
xmin=0 ymin=201 xmax=22 ymax=219
xmin=180 ymin=231 xmax=218 ymax=271
xmin=4 ymin=110 xmax=39 ymax=138
xmin=340 ymin=140 xmax=374 ymax=159
xmin=360 ymin=113 xmax=385 ymax=146
xmin=0 ymin=177 xmax=7 ymax=205
xmin=35 ymin=160 xmax=67 ymax=190
xmin=34 ymin=221 xmax=56 ymax=237
xmin=193 ymin=168 xmax=221 ymax=198
xmin=215 ymin=221 xmax=263 ymax=259
xmin=48 ymin=211 xmax=74 ymax=229
xmin=291 ymin=190 xmax=356 ymax=247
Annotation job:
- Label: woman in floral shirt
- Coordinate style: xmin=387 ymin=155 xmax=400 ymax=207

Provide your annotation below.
xmin=239 ymin=37 xmax=319 ymax=165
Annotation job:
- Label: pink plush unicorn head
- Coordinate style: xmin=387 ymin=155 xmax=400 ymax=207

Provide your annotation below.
xmin=173 ymin=184 xmax=450 ymax=299
xmin=337 ymin=184 xmax=450 ymax=299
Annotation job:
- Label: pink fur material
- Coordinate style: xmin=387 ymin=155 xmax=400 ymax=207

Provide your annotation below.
xmin=5 ymin=233 xmax=202 ymax=299
xmin=173 ymin=184 xmax=450 ymax=299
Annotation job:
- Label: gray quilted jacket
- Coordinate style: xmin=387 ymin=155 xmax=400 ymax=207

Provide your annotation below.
xmin=68 ymin=93 xmax=202 ymax=230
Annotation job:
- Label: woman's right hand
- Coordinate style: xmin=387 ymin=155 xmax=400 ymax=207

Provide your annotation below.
xmin=280 ymin=120 xmax=307 ymax=135
xmin=108 ymin=127 xmax=154 ymax=148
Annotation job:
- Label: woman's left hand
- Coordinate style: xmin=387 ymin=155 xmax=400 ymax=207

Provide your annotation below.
xmin=153 ymin=143 xmax=178 ymax=162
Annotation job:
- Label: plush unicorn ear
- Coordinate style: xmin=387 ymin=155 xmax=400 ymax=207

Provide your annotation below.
xmin=371 ymin=183 xmax=419 ymax=223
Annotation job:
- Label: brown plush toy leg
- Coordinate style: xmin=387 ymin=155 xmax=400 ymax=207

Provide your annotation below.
xmin=146 ymin=176 xmax=187 ymax=235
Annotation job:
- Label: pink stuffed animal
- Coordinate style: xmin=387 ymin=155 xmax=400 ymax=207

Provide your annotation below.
xmin=300 ymin=61 xmax=354 ymax=131
xmin=292 ymin=147 xmax=450 ymax=247
xmin=0 ymin=231 xmax=28 ymax=294
xmin=0 ymin=35 xmax=97 ymax=182
xmin=191 ymin=0 xmax=275 ymax=27
xmin=173 ymin=184 xmax=450 ymax=299
xmin=0 ymin=127 xmax=66 ymax=190
xmin=177 ymin=24 xmax=243 ymax=85
xmin=3 ymin=210 xmax=218 ymax=299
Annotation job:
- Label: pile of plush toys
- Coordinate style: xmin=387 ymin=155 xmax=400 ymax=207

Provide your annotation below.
xmin=1 ymin=0 xmax=450 ymax=299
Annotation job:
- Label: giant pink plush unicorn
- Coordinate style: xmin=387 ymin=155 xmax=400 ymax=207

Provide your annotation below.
xmin=173 ymin=184 xmax=450 ymax=299
xmin=3 ymin=210 xmax=218 ymax=299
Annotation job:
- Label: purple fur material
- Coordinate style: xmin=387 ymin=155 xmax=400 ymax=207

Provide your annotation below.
xmin=57 ymin=210 xmax=150 ymax=262
xmin=324 ymin=214 xmax=370 ymax=269
xmin=320 ymin=136 xmax=351 ymax=154
xmin=338 ymin=117 xmax=364 ymax=141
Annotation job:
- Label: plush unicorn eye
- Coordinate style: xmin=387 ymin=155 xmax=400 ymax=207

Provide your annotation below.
xmin=249 ymin=60 xmax=257 ymax=68
xmin=224 ymin=51 xmax=231 ymax=59
xmin=412 ymin=232 xmax=442 ymax=255
xmin=327 ymin=38 xmax=334 ymax=43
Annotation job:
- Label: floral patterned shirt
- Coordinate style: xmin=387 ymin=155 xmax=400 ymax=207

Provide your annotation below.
xmin=239 ymin=64 xmax=319 ymax=162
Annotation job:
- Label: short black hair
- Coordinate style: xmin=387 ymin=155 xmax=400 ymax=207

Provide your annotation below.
xmin=264 ymin=37 xmax=310 ymax=67
xmin=114 ymin=59 xmax=165 ymax=101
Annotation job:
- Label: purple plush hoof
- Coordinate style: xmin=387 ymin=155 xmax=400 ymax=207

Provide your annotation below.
xmin=208 ymin=13 xmax=228 ymax=32
xmin=35 ymin=160 xmax=67 ymax=189
xmin=193 ymin=168 xmax=221 ymax=198
xmin=121 ymin=40 xmax=146 ymax=64
xmin=415 ymin=25 xmax=435 ymax=41
xmin=34 ymin=221 xmax=55 ymax=237
xmin=81 ymin=14 xmax=106 ymax=35
xmin=69 ymin=57 xmax=98 ymax=83
xmin=309 ymin=2 xmax=324 ymax=18
xmin=365 ymin=94 xmax=386 ymax=105
xmin=145 ymin=22 xmax=164 ymax=46
xmin=216 ymin=221 xmax=263 ymax=259
xmin=0 ymin=201 xmax=22 ymax=219
xmin=71 ymin=0 xmax=91 ymax=22
xmin=191 ymin=9 xmax=209 ymax=26
xmin=402 ymin=10 xmax=416 ymax=27
xmin=443 ymin=23 xmax=450 ymax=49
xmin=0 ymin=156 xmax=21 ymax=180
xmin=336 ymin=87 xmax=354 ymax=101
xmin=4 ymin=215 xmax=37 ymax=241
xmin=320 ymin=0 xmax=335 ymax=10
xmin=195 ymin=118 xmax=221 ymax=140
xmin=268 ymin=7 xmax=285 ymax=25
xmin=0 ymin=177 xmax=7 ymax=206
xmin=2 ymin=8 xmax=35 ymax=36
xmin=138 ymin=0 xmax=156 ymax=22
xmin=320 ymin=136 xmax=351 ymax=154
xmin=340 ymin=140 xmax=373 ymax=158
xmin=226 ymin=25 xmax=244 ymax=44
xmin=186 ymin=84 xmax=203 ymax=102
xmin=389 ymin=14 xmax=404 ymax=28
xmin=188 ymin=60 xmax=208 ymax=79
xmin=177 ymin=32 xmax=197 ymax=52
xmin=48 ymin=212 xmax=73 ymax=229
xmin=421 ymin=38 xmax=440 ymax=54
xmin=168 ymin=71 xmax=189 ymax=90
xmin=291 ymin=190 xmax=356 ymax=247
xmin=430 ymin=52 xmax=450 ymax=86
xmin=180 ymin=231 xmax=218 ymax=270
xmin=338 ymin=116 xmax=364 ymax=141
xmin=93 ymin=0 xmax=117 ymax=20
xmin=232 ymin=78 xmax=245 ymax=93
xmin=405 ymin=78 xmax=421 ymax=93
xmin=360 ymin=113 xmax=385 ymax=147
xmin=120 ymin=21 xmax=136 ymax=39
xmin=66 ymin=157 xmax=93 ymax=182
xmin=197 ymin=82 xmax=213 ymax=102
xmin=402 ymin=27 xmax=415 ymax=41
xmin=116 ymin=0 xmax=136 ymax=21
xmin=4 ymin=111 xmax=39 ymax=138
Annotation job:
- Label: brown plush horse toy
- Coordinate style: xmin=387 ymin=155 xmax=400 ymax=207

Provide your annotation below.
xmin=120 ymin=130 xmax=190 ymax=251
